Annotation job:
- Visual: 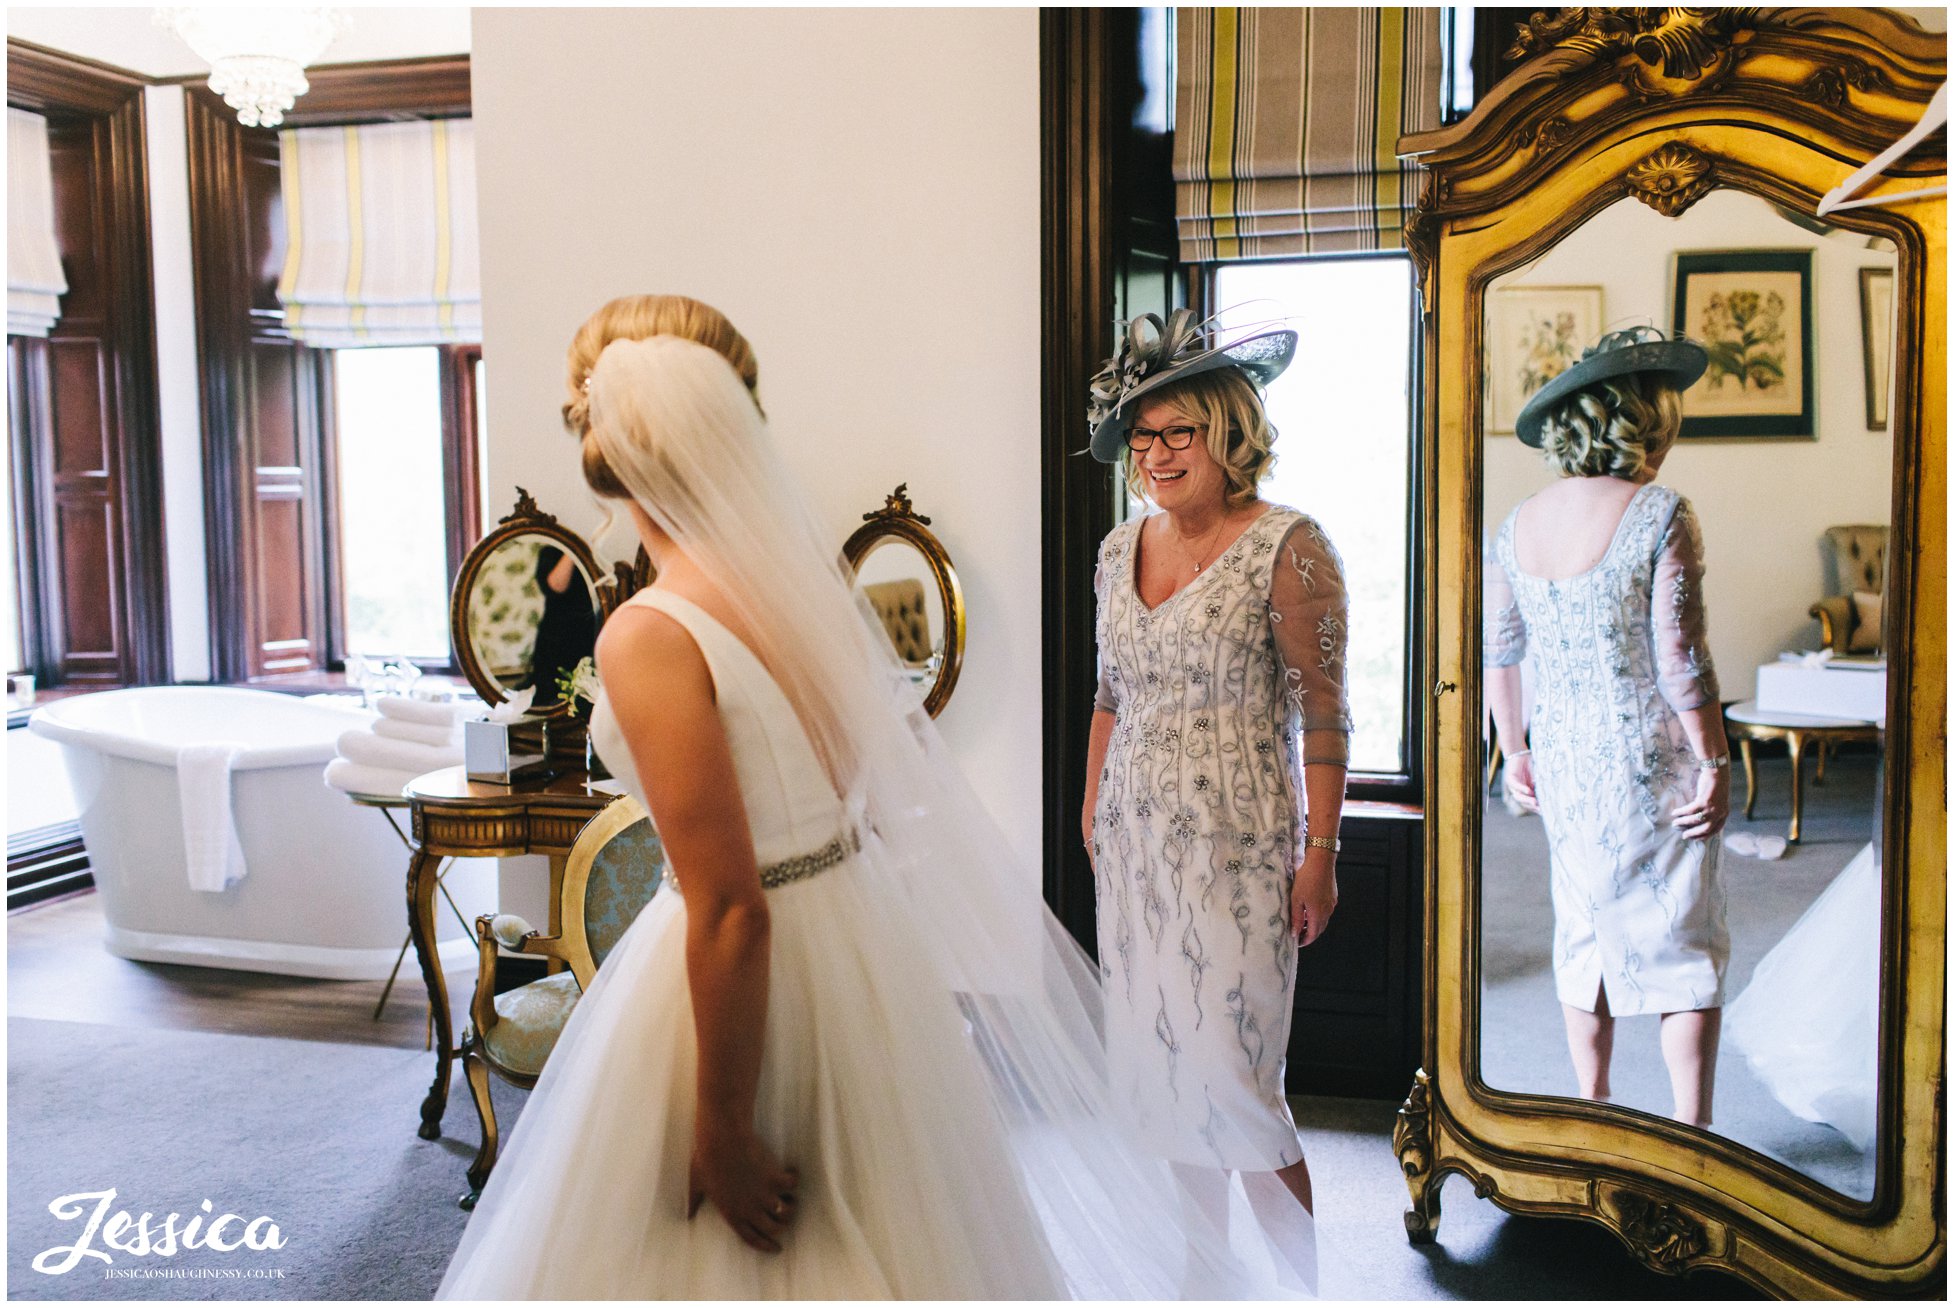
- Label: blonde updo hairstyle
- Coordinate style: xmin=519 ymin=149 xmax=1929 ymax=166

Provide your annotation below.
xmin=564 ymin=294 xmax=762 ymax=500
xmin=1535 ymin=372 xmax=1684 ymax=480
xmin=1122 ymin=366 xmax=1277 ymax=509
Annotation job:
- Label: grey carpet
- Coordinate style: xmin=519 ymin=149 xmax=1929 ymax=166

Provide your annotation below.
xmin=7 ymin=1014 xmax=1758 ymax=1300
xmin=1481 ymin=753 xmax=1879 ymax=1199
xmin=7 ymin=1016 xmax=527 ymax=1300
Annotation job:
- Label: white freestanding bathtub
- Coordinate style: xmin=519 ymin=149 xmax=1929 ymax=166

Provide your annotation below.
xmin=28 ymin=686 xmax=491 ymax=980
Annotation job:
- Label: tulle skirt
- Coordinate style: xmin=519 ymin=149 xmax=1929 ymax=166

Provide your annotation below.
xmin=436 ymin=855 xmax=1315 ymax=1299
xmin=1725 ymin=842 xmax=1879 ymax=1150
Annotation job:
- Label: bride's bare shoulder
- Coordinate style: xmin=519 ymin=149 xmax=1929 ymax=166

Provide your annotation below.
xmin=596 ymin=602 xmax=711 ymax=702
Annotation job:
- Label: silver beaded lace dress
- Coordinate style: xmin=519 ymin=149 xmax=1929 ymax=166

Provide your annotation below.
xmin=1486 ymin=480 xmax=1728 ymax=1018
xmin=1091 ymin=505 xmax=1351 ymax=1170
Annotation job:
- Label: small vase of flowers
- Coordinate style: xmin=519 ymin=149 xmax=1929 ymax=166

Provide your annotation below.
xmin=555 ymin=658 xmax=609 ymax=780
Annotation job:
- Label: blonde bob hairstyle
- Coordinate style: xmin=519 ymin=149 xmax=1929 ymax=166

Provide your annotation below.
xmin=563 ymin=294 xmax=762 ymax=500
xmin=1534 ymin=372 xmax=1684 ymax=480
xmin=1121 ymin=366 xmax=1277 ymax=509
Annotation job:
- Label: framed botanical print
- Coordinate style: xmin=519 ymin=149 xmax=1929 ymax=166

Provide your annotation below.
xmin=1483 ymin=285 xmax=1603 ymax=434
xmin=1671 ymin=249 xmax=1815 ymax=438
xmin=1860 ymin=266 xmax=1894 ymax=431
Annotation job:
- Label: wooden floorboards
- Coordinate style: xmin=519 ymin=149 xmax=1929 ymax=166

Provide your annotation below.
xmin=7 ymin=892 xmax=454 ymax=1049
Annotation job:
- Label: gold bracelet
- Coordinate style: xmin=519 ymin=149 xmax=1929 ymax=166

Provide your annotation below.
xmin=1304 ymin=835 xmax=1341 ymax=853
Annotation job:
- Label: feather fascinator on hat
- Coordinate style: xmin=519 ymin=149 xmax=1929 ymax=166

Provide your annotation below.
xmin=1085 ymin=308 xmax=1298 ymax=462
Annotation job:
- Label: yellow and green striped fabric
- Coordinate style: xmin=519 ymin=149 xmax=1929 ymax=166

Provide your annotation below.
xmin=1174 ymin=7 xmax=1443 ymax=261
xmin=276 ymin=117 xmax=481 ymax=347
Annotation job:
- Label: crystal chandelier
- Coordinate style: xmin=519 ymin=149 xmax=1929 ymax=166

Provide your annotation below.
xmin=157 ymin=8 xmax=348 ymax=128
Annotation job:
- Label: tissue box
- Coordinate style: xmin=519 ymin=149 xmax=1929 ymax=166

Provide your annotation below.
xmin=465 ymin=716 xmax=554 ymax=785
xmin=1755 ymin=661 xmax=1888 ymax=723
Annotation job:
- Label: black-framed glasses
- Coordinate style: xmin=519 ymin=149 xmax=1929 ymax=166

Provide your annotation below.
xmin=1125 ymin=423 xmax=1205 ymax=453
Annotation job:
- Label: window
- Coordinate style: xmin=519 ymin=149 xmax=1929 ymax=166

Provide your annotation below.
xmin=329 ymin=346 xmax=483 ymax=666
xmin=1213 ymin=256 xmax=1417 ymax=778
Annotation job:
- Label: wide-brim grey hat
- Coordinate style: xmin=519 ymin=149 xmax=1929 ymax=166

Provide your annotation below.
xmin=1087 ymin=309 xmax=1298 ymax=462
xmin=1515 ymin=326 xmax=1709 ymax=448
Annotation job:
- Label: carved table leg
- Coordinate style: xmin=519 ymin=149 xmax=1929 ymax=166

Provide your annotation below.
xmin=1785 ymin=730 xmax=1807 ymax=844
xmin=408 ymin=846 xmax=456 ymax=1140
xmin=1394 ymin=1071 xmax=1443 ymax=1244
xmin=462 ymin=1045 xmax=499 ymax=1204
xmin=1738 ymin=737 xmax=1758 ymax=820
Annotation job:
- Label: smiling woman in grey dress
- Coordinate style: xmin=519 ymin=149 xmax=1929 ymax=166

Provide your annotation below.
xmin=1485 ymin=327 xmax=1733 ymax=1129
xmin=1080 ymin=310 xmax=1351 ymax=1244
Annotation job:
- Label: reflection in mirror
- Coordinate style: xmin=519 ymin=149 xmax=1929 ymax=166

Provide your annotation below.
xmin=1477 ymin=188 xmax=1895 ymax=1200
xmin=855 ymin=539 xmax=946 ymax=685
xmin=465 ymin=534 xmax=600 ymax=706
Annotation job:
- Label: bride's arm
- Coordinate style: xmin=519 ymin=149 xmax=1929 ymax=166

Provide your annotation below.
xmin=596 ymin=609 xmax=798 ymax=1253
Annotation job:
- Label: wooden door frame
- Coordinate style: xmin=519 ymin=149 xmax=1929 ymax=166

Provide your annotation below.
xmin=7 ymin=41 xmax=171 ymax=687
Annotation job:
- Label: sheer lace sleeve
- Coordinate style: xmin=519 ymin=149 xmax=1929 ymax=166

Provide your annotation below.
xmin=1484 ymin=526 xmax=1527 ymax=669
xmin=1652 ymin=496 xmax=1720 ymax=712
xmin=1093 ymin=554 xmax=1117 ymax=713
xmin=1270 ymin=517 xmax=1352 ymax=766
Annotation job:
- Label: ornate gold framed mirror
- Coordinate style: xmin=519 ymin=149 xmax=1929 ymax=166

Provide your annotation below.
xmin=1395 ymin=9 xmax=1943 ymax=1295
xmin=449 ymin=489 xmax=606 ymax=719
xmin=842 ymin=485 xmax=967 ymax=717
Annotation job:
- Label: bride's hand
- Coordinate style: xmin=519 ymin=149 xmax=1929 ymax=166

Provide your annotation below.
xmin=688 ymin=1124 xmax=799 ymax=1253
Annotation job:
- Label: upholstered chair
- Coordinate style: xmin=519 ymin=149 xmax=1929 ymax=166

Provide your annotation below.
xmin=1809 ymin=524 xmax=1888 ymax=654
xmin=458 ymin=796 xmax=665 ymax=1204
xmin=863 ymin=578 xmax=933 ymax=665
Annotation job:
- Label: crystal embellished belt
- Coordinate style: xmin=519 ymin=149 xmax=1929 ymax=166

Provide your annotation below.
xmin=668 ymin=829 xmax=861 ymax=896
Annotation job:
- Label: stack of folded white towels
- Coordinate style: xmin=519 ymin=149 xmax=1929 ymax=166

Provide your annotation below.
xmin=324 ymin=696 xmax=476 ymax=798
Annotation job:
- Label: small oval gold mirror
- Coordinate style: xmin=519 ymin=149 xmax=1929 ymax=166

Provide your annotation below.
xmin=843 ymin=485 xmax=966 ymax=717
xmin=450 ymin=489 xmax=604 ymax=718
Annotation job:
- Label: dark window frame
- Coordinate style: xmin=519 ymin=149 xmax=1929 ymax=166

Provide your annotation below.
xmin=184 ymin=57 xmax=473 ymax=685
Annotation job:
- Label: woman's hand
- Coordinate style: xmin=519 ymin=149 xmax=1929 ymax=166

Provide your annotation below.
xmin=1503 ymin=750 xmax=1539 ymax=813
xmin=688 ymin=1123 xmax=799 ymax=1253
xmin=1672 ymin=763 xmax=1729 ymax=841
xmin=1290 ymin=846 xmax=1338 ymax=946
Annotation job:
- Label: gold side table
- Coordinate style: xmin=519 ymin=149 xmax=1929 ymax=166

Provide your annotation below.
xmin=1723 ymin=700 xmax=1881 ymax=844
xmin=403 ymin=766 xmax=619 ymax=1141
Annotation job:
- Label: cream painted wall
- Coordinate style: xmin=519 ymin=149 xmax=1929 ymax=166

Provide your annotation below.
xmin=1485 ymin=189 xmax=1898 ymax=700
xmin=469 ymin=8 xmax=1043 ymax=918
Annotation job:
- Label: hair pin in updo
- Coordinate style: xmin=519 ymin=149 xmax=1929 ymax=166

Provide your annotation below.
xmin=580 ymin=372 xmax=594 ymax=395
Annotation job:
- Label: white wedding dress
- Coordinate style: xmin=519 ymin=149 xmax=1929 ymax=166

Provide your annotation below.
xmin=1725 ymin=842 xmax=1880 ymax=1150
xmin=437 ymin=588 xmax=1312 ymax=1299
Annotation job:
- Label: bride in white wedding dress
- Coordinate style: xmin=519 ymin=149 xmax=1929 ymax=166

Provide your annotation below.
xmin=435 ymin=298 xmax=1315 ymax=1299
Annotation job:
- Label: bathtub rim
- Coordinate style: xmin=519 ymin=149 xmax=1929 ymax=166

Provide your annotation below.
xmin=26 ymin=685 xmax=358 ymax=770
xmin=105 ymin=921 xmax=483 ymax=982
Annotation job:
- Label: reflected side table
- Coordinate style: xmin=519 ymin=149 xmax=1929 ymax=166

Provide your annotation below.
xmin=1722 ymin=700 xmax=1881 ymax=844
xmin=403 ymin=766 xmax=618 ymax=1140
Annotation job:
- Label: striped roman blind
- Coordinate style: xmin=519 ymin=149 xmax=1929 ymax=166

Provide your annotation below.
xmin=276 ymin=118 xmax=481 ymax=347
xmin=8 ymin=108 xmax=69 ymax=338
xmin=1174 ymin=7 xmax=1443 ymax=261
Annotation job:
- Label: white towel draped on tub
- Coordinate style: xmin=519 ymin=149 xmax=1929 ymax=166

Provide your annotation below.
xmin=178 ymin=743 xmax=248 ymax=893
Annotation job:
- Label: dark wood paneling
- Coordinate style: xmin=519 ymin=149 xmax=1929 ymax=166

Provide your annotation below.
xmin=1286 ymin=809 xmax=1424 ymax=1098
xmin=7 ymin=41 xmax=169 ymax=687
xmin=162 ymin=55 xmax=472 ymax=126
xmin=1040 ymin=8 xmax=1128 ymax=953
xmin=187 ymin=88 xmax=330 ymax=680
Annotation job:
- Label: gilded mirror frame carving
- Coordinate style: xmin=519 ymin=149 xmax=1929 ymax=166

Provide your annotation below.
xmin=448 ymin=488 xmax=605 ymax=719
xmin=842 ymin=484 xmax=967 ymax=717
xmin=1394 ymin=8 xmax=1944 ymax=1295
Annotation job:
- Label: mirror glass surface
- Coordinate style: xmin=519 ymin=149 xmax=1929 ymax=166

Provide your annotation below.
xmin=853 ymin=537 xmax=947 ymax=689
xmin=1477 ymin=188 xmax=1897 ymax=1201
xmin=464 ymin=533 xmax=601 ymax=706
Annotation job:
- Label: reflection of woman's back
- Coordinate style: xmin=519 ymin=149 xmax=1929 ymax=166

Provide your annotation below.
xmin=527 ymin=545 xmax=594 ymax=705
